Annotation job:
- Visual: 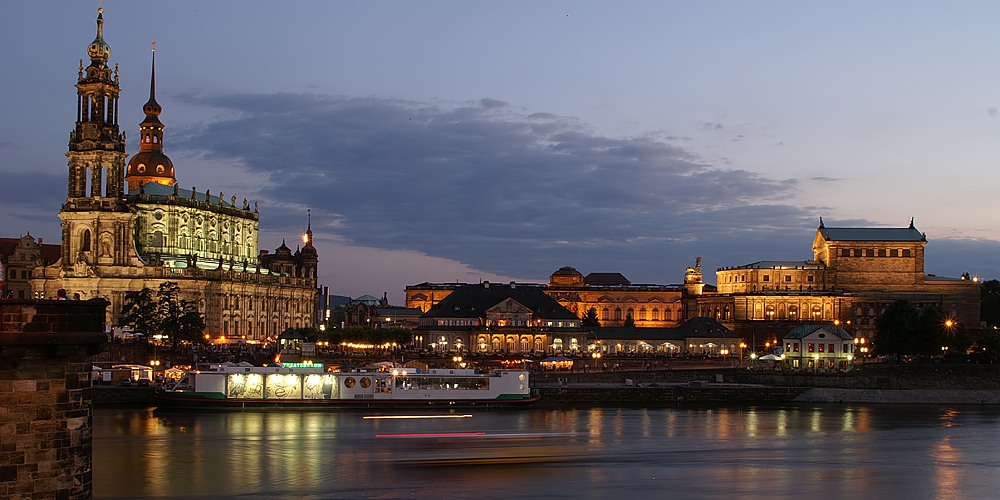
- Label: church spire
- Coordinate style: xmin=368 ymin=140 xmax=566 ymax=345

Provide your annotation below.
xmin=68 ymin=6 xmax=125 ymax=200
xmin=142 ymin=41 xmax=162 ymax=125
xmin=125 ymin=41 xmax=176 ymax=192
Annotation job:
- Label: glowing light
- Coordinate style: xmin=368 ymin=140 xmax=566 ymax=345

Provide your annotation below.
xmin=376 ymin=432 xmax=486 ymax=438
xmin=363 ymin=415 xmax=472 ymax=420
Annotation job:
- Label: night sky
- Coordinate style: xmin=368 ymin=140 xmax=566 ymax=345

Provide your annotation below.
xmin=3 ymin=2 xmax=1000 ymax=302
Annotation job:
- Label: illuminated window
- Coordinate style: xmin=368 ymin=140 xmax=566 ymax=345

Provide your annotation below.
xmin=651 ymin=309 xmax=659 ymax=321
xmin=763 ymin=275 xmax=770 ymax=282
xmin=818 ymin=344 xmax=824 ymax=353
xmin=808 ymin=343 xmax=815 ymax=352
xmin=785 ymin=275 xmax=792 ymax=282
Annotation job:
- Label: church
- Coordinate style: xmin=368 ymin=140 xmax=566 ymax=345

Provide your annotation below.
xmin=27 ymin=9 xmax=319 ymax=340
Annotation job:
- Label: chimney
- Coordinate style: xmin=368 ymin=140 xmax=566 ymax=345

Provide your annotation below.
xmin=510 ymin=281 xmax=516 ymax=289
xmin=483 ymin=281 xmax=489 ymax=289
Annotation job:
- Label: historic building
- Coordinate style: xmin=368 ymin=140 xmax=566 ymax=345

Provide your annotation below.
xmin=696 ymin=219 xmax=981 ymax=348
xmin=780 ymin=324 xmax=856 ymax=371
xmin=26 ymin=9 xmax=319 ymax=339
xmin=0 ymin=235 xmax=60 ymax=299
xmin=414 ymin=282 xmax=585 ymax=353
xmin=406 ymin=260 xmax=709 ymax=329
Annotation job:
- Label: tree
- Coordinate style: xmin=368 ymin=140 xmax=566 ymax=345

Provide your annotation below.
xmin=118 ymin=281 xmax=206 ymax=348
xmin=582 ymin=307 xmax=601 ymax=327
xmin=875 ymin=299 xmax=919 ymax=355
xmin=876 ymin=299 xmax=949 ymax=356
xmin=173 ymin=300 xmax=206 ymax=347
xmin=623 ymin=313 xmax=635 ymax=328
xmin=120 ymin=287 xmax=157 ymax=336
xmin=982 ymin=280 xmax=1000 ymax=327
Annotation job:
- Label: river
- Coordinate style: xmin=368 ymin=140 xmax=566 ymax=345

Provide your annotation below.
xmin=93 ymin=404 xmax=1000 ymax=499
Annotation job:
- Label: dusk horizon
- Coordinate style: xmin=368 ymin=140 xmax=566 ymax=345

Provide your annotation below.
xmin=4 ymin=2 xmax=1000 ymax=302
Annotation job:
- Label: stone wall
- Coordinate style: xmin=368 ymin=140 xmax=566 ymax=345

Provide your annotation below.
xmin=0 ymin=299 xmax=107 ymax=500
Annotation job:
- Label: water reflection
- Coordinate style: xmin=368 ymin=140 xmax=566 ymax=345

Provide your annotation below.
xmin=94 ymin=405 xmax=1000 ymax=499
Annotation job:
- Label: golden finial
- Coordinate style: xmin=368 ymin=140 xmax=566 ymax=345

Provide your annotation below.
xmin=152 ymin=39 xmax=156 ymax=53
xmin=98 ymin=0 xmax=103 ymax=14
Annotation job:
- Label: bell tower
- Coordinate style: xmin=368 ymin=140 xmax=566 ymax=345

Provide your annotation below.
xmin=67 ymin=7 xmax=126 ymax=200
xmin=58 ymin=8 xmax=138 ymax=271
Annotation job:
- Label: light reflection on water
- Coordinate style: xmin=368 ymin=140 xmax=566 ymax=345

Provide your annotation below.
xmin=93 ymin=405 xmax=1000 ymax=499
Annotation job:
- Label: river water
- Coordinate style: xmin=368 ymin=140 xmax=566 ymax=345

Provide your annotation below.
xmin=93 ymin=404 xmax=1000 ymax=499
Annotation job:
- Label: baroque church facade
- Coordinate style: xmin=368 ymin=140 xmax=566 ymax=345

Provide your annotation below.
xmin=28 ymin=9 xmax=319 ymax=340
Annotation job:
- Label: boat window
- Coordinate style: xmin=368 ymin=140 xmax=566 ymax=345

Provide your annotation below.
xmin=344 ymin=377 xmax=356 ymax=388
xmin=360 ymin=377 xmax=371 ymax=389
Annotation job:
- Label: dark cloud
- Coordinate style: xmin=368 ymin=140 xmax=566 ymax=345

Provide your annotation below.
xmin=171 ymin=93 xmax=823 ymax=281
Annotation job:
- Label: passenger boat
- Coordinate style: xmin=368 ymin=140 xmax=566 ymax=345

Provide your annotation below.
xmin=153 ymin=363 xmax=539 ymax=409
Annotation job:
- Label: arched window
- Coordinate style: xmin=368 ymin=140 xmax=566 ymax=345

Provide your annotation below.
xmin=601 ymin=308 xmax=610 ymax=321
xmin=614 ymin=308 xmax=623 ymax=321
xmin=638 ymin=308 xmax=647 ymax=321
xmin=81 ymin=230 xmax=91 ymax=252
xmin=664 ymin=309 xmax=672 ymax=320
xmin=651 ymin=309 xmax=659 ymax=321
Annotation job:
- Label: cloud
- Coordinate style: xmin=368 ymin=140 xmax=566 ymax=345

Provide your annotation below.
xmin=170 ymin=93 xmax=822 ymax=283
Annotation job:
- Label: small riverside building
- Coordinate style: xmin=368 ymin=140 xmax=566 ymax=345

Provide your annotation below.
xmin=781 ymin=324 xmax=855 ymax=371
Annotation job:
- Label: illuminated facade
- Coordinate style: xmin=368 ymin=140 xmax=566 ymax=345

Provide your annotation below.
xmin=697 ymin=220 xmax=981 ymax=346
xmin=780 ymin=324 xmax=855 ymax=371
xmin=415 ymin=282 xmax=585 ymax=354
xmin=27 ymin=9 xmax=318 ymax=339
xmin=406 ymin=263 xmax=704 ymax=329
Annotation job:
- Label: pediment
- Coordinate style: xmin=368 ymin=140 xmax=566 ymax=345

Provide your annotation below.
xmin=486 ymin=298 xmax=532 ymax=315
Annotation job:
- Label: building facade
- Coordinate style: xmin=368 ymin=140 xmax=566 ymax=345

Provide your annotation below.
xmin=0 ymin=235 xmax=60 ymax=299
xmin=698 ymin=220 xmax=981 ymax=347
xmin=414 ymin=282 xmax=585 ymax=354
xmin=406 ymin=263 xmax=702 ymax=329
xmin=26 ymin=9 xmax=318 ymax=340
xmin=780 ymin=324 xmax=856 ymax=371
